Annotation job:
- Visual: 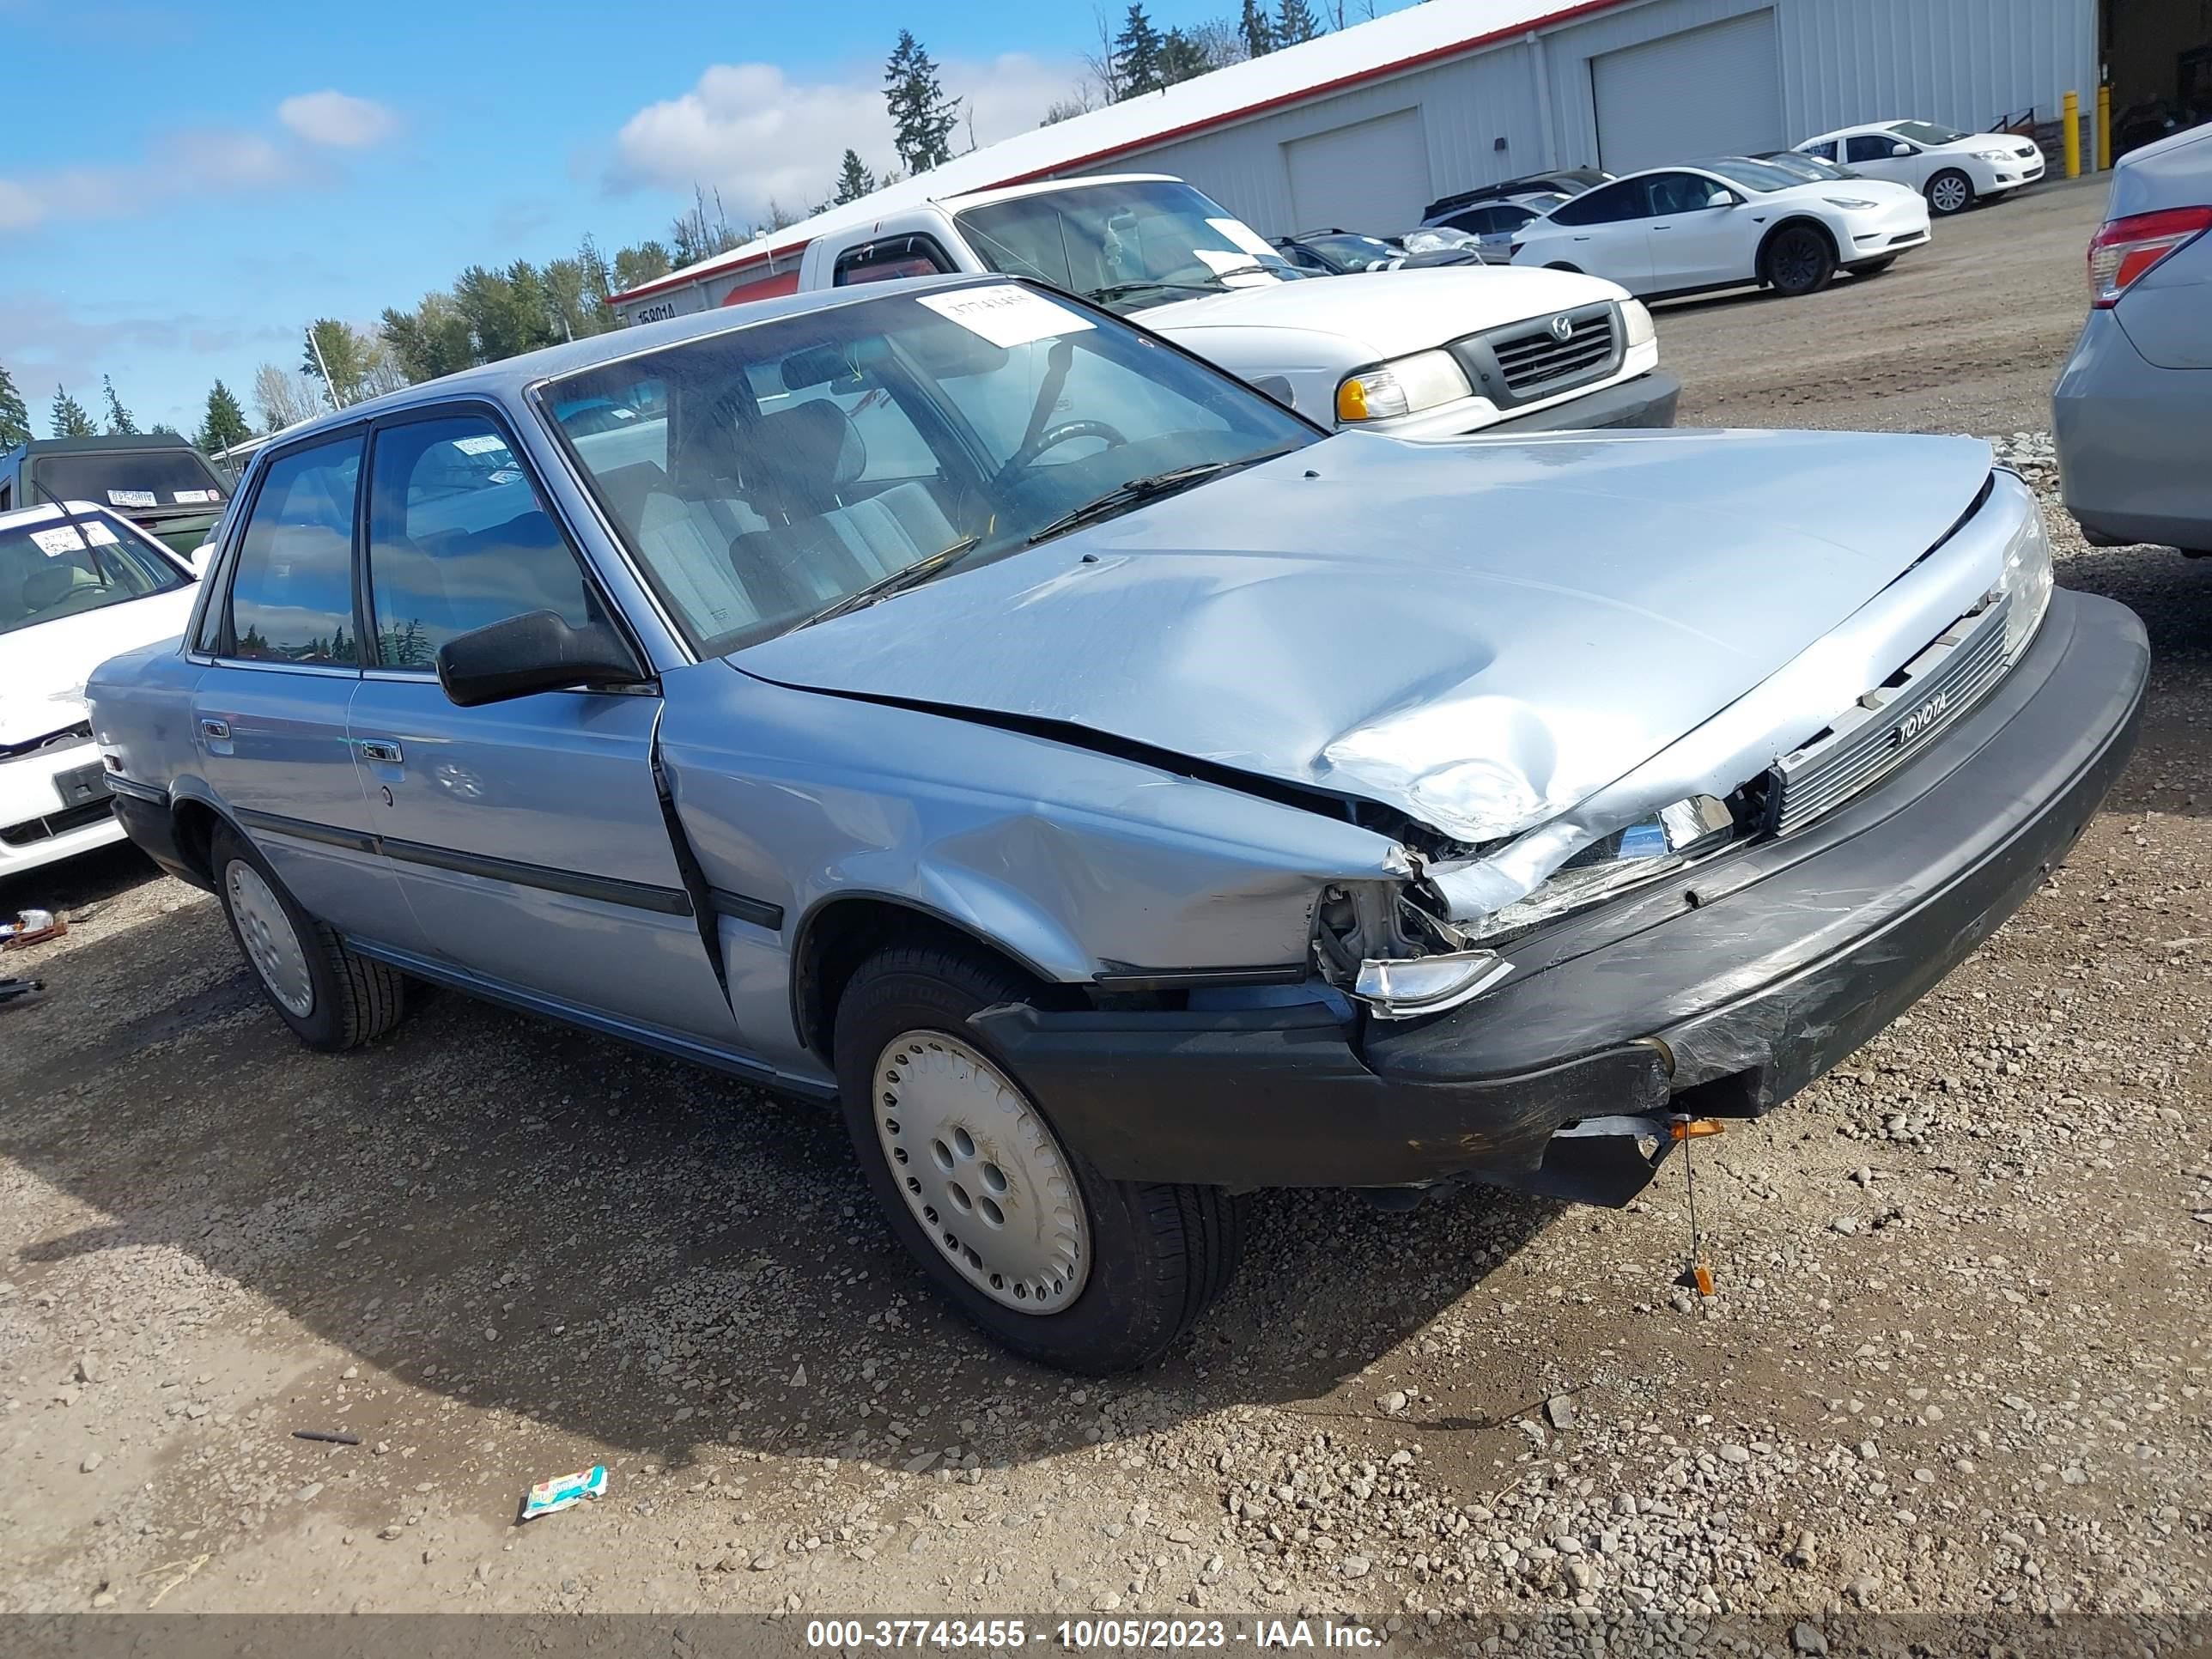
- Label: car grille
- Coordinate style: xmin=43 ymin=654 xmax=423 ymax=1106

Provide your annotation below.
xmin=1489 ymin=307 xmax=1618 ymax=393
xmin=1771 ymin=595 xmax=2013 ymax=836
xmin=1448 ymin=301 xmax=1623 ymax=409
xmin=1 ymin=799 xmax=113 ymax=848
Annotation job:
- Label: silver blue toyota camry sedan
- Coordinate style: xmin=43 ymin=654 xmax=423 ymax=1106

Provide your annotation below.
xmin=88 ymin=276 xmax=2146 ymax=1372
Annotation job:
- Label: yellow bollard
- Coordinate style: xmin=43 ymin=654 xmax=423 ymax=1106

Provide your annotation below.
xmin=2063 ymin=90 xmax=2081 ymax=179
xmin=2097 ymin=83 xmax=2112 ymax=170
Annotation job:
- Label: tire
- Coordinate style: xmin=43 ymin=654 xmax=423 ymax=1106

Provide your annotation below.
xmin=832 ymin=939 xmax=1243 ymax=1373
xmin=1926 ymin=169 xmax=1975 ymax=216
xmin=1852 ymin=256 xmax=1899 ymax=276
xmin=210 ymin=823 xmax=405 ymax=1052
xmin=1762 ymin=223 xmax=1837 ymax=297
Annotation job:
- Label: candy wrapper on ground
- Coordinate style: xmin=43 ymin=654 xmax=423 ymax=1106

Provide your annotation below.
xmin=520 ymin=1464 xmax=606 ymax=1520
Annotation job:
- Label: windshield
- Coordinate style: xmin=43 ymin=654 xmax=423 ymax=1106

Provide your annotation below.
xmin=1697 ymin=158 xmax=1803 ymax=194
xmin=1762 ymin=152 xmax=1853 ymax=180
xmin=544 ymin=284 xmax=1315 ymax=656
xmin=0 ymin=510 xmax=186 ymax=637
xmin=1888 ymin=121 xmax=1968 ymax=146
xmin=31 ymin=448 xmax=228 ymax=518
xmin=1304 ymin=234 xmax=1401 ymax=270
xmin=953 ymin=180 xmax=1301 ymax=313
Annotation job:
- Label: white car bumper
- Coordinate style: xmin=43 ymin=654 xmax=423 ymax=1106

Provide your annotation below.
xmin=0 ymin=734 xmax=125 ymax=880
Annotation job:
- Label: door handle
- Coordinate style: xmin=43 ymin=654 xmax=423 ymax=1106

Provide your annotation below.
xmin=356 ymin=740 xmax=404 ymax=764
xmin=198 ymin=718 xmax=229 ymax=741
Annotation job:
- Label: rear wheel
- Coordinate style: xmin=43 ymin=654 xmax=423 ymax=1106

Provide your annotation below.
xmin=1926 ymin=169 xmax=1975 ymax=216
xmin=211 ymin=823 xmax=405 ymax=1051
xmin=833 ymin=939 xmax=1243 ymax=1372
xmin=1763 ymin=224 xmax=1837 ymax=297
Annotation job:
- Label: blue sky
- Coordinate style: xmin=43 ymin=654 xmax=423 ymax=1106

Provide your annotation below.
xmin=1 ymin=0 xmax=1412 ymax=436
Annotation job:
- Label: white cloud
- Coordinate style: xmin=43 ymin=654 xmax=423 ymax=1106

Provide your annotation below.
xmin=606 ymin=53 xmax=1080 ymax=221
xmin=277 ymin=89 xmax=398 ymax=149
xmin=0 ymin=125 xmax=317 ymax=233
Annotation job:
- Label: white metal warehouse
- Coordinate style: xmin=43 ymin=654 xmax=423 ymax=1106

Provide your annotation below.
xmin=612 ymin=0 xmax=2101 ymax=321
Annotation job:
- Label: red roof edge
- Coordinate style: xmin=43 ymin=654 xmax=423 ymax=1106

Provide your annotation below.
xmin=611 ymin=0 xmax=1630 ymax=306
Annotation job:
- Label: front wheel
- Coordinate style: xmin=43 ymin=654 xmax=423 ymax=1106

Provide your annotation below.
xmin=1763 ymin=225 xmax=1837 ymax=297
xmin=1926 ymin=169 xmax=1975 ymax=216
xmin=833 ymin=939 xmax=1244 ymax=1372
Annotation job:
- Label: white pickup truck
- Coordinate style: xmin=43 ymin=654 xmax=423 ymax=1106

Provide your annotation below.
xmin=794 ymin=174 xmax=1679 ymax=439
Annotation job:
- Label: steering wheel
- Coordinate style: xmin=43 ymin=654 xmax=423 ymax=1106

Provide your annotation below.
xmin=1002 ymin=418 xmax=1130 ymax=477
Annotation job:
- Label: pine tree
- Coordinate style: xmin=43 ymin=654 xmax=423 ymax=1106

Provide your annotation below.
xmin=1239 ymin=0 xmax=1274 ymax=58
xmin=1274 ymin=0 xmax=1322 ymax=45
xmin=100 ymin=374 xmax=137 ymax=434
xmin=831 ymin=149 xmax=877 ymax=206
xmin=1158 ymin=27 xmax=1209 ymax=85
xmin=884 ymin=30 xmax=962 ymax=173
xmin=198 ymin=380 xmax=252 ymax=453
xmin=1112 ymin=3 xmax=1167 ymax=96
xmin=50 ymin=385 xmax=95 ymax=438
xmin=0 ymin=364 xmax=29 ymax=447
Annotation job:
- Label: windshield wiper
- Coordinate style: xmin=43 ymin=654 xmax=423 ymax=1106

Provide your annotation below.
xmin=1025 ymin=451 xmax=1292 ymax=546
xmin=1085 ymin=280 xmax=1222 ymax=303
xmin=794 ymin=536 xmax=981 ymax=630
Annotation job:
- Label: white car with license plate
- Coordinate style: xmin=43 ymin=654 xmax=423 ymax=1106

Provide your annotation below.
xmin=1509 ymin=157 xmax=1931 ymax=300
xmin=1796 ymin=119 xmax=2047 ymax=216
xmin=2 ymin=502 xmax=201 ymax=879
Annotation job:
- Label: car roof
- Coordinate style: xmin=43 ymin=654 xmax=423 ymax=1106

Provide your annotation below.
xmin=4 ymin=432 xmax=205 ymax=460
xmin=246 ymin=272 xmax=1019 ymax=453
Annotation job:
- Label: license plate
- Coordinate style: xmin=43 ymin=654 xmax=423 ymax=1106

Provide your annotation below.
xmin=54 ymin=761 xmax=111 ymax=807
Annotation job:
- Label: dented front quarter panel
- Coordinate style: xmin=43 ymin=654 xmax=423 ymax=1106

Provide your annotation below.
xmin=653 ymin=660 xmax=1407 ymax=1078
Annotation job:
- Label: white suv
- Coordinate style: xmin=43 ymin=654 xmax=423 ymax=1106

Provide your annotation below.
xmin=1796 ymin=119 xmax=2046 ymax=216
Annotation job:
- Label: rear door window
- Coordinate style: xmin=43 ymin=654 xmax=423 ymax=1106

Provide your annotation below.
xmin=1549 ymin=180 xmax=1649 ymax=227
xmin=222 ymin=435 xmax=363 ymax=664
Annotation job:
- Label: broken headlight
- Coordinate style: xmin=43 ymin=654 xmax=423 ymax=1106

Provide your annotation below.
xmin=1994 ymin=486 xmax=2056 ymax=661
xmin=1466 ymin=794 xmax=1735 ymax=940
xmin=1313 ymin=879 xmax=1509 ymax=1019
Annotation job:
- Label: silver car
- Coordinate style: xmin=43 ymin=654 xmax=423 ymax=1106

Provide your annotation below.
xmin=88 ymin=277 xmax=2145 ymax=1371
xmin=2055 ymin=119 xmax=2212 ymax=556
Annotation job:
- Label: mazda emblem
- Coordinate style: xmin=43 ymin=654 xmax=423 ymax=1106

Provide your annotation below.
xmin=1549 ymin=313 xmax=1575 ymax=343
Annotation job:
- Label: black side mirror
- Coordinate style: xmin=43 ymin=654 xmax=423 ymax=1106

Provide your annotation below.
xmin=435 ymin=610 xmax=647 ymax=708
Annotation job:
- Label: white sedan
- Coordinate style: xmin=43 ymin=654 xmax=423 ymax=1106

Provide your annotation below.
xmin=2 ymin=501 xmax=201 ymax=881
xmin=1508 ymin=157 xmax=1930 ymax=299
xmin=1796 ymin=119 xmax=2046 ymax=216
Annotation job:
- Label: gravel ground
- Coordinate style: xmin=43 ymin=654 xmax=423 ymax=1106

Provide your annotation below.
xmin=1 ymin=178 xmax=2207 ymax=1640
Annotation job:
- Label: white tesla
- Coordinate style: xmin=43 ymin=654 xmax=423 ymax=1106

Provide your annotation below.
xmin=1508 ymin=157 xmax=1932 ymax=300
xmin=1796 ymin=119 xmax=2047 ymax=216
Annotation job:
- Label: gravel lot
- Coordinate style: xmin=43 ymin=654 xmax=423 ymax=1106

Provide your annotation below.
xmin=2 ymin=176 xmax=2207 ymax=1638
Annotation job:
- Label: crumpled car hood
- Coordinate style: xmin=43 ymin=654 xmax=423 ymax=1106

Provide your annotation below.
xmin=732 ymin=428 xmax=1995 ymax=846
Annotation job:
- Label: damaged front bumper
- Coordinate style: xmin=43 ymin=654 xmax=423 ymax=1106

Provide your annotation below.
xmin=971 ymin=590 xmax=2146 ymax=1206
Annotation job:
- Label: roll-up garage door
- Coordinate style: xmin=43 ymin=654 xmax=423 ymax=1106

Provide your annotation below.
xmin=1284 ymin=107 xmax=1431 ymax=232
xmin=1590 ymin=10 xmax=1784 ymax=174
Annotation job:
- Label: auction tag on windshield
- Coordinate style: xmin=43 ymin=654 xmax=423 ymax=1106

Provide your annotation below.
xmin=29 ymin=525 xmax=86 ymax=557
xmin=82 ymin=520 xmax=118 ymax=545
xmin=106 ymin=489 xmax=157 ymax=508
xmin=1206 ymin=216 xmax=1279 ymax=260
xmin=173 ymin=489 xmax=218 ymax=504
xmin=916 ymin=286 xmax=1095 ymax=349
